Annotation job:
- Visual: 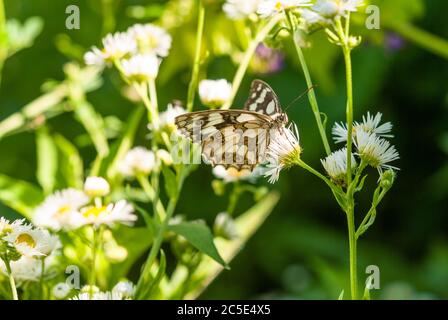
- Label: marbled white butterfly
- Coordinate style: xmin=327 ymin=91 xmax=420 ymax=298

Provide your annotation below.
xmin=175 ymin=80 xmax=289 ymax=173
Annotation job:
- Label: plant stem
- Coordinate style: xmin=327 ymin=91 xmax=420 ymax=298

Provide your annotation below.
xmin=286 ymin=12 xmax=331 ymax=155
xmin=148 ymin=79 xmax=159 ymax=128
xmin=186 ymin=0 xmax=205 ymax=112
xmin=0 ymin=0 xmax=6 ymax=87
xmin=39 ymin=258 xmax=45 ymax=300
xmin=222 ymin=15 xmax=281 ymax=109
xmin=297 ymin=159 xmax=334 ymax=189
xmin=227 ymin=183 xmax=241 ymax=216
xmin=89 ymin=226 xmax=98 ymax=298
xmin=134 ymin=83 xmax=153 ymax=124
xmin=346 ymin=203 xmax=358 ymax=299
xmin=4 ymin=259 xmax=18 ymax=300
xmin=137 ymin=174 xmax=167 ymax=220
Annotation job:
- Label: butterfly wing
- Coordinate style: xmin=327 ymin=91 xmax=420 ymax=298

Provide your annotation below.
xmin=244 ymin=80 xmax=282 ymax=119
xmin=175 ymin=110 xmax=271 ymax=171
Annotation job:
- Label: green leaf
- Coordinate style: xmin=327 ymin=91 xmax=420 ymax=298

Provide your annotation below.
xmin=0 ymin=173 xmax=44 ymax=219
xmin=338 ymin=290 xmax=345 ymax=300
xmin=53 ymin=134 xmax=84 ymax=189
xmin=168 ymin=221 xmax=227 ymax=267
xmin=162 ymin=167 xmax=177 ymax=199
xmin=36 ymin=126 xmax=58 ymax=194
xmin=73 ymin=100 xmax=109 ymax=157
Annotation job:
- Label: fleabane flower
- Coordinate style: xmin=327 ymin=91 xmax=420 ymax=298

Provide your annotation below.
xmin=112 ymin=281 xmax=135 ymax=299
xmin=257 ymin=0 xmax=311 ymax=18
xmin=127 ymin=24 xmax=172 ymax=57
xmin=3 ymin=224 xmax=60 ymax=257
xmin=199 ymin=79 xmax=232 ymax=108
xmin=33 ymin=189 xmax=89 ymax=231
xmin=84 ymin=177 xmax=110 ymax=198
xmin=332 ymin=112 xmax=393 ymax=144
xmin=312 ymin=0 xmax=364 ymax=20
xmin=354 ymin=130 xmax=399 ymax=173
xmin=84 ymin=32 xmax=137 ymax=66
xmin=223 ymin=0 xmax=261 ymax=20
xmin=264 ymin=123 xmax=302 ymax=183
xmin=212 ymin=165 xmax=261 ymax=183
xmin=119 ymin=147 xmax=157 ymax=178
xmin=79 ymin=200 xmax=137 ymax=227
xmin=321 ymin=148 xmax=357 ymax=185
xmin=158 ymin=103 xmax=187 ymax=131
xmin=121 ymin=53 xmax=160 ymax=82
xmin=71 ymin=291 xmax=125 ymax=300
xmin=0 ymin=256 xmax=42 ymax=282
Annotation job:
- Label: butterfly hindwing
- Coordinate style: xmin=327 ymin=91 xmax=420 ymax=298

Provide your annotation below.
xmin=244 ymin=80 xmax=282 ymax=118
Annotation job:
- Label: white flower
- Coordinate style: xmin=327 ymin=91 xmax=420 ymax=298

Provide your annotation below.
xmin=84 ymin=177 xmax=110 ymax=198
xmin=264 ymin=123 xmax=302 ymax=183
xmin=332 ymin=112 xmax=393 ymax=143
xmin=158 ymin=103 xmax=187 ymax=130
xmin=52 ymin=282 xmax=72 ymax=299
xmin=79 ymin=200 xmax=137 ymax=227
xmin=300 ymin=8 xmax=329 ymax=25
xmin=3 ymin=224 xmax=60 ymax=257
xmin=223 ymin=0 xmax=261 ymax=20
xmin=0 ymin=256 xmax=42 ymax=282
xmin=212 ymin=165 xmax=261 ymax=183
xmin=71 ymin=291 xmax=125 ymax=300
xmin=257 ymin=0 xmax=311 ymax=17
xmin=127 ymin=24 xmax=172 ymax=57
xmin=0 ymin=217 xmax=22 ymax=236
xmin=84 ymin=32 xmax=137 ymax=66
xmin=214 ymin=212 xmax=239 ymax=240
xmin=199 ymin=79 xmax=232 ymax=108
xmin=312 ymin=0 xmax=364 ymax=19
xmin=354 ymin=130 xmax=399 ymax=172
xmin=33 ymin=189 xmax=90 ymax=231
xmin=121 ymin=53 xmax=160 ymax=82
xmin=321 ymin=148 xmax=357 ymax=185
xmin=157 ymin=149 xmax=173 ymax=166
xmin=112 ymin=281 xmax=135 ymax=299
xmin=119 ymin=147 xmax=157 ymax=177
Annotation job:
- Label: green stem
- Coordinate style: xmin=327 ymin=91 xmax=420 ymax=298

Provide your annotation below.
xmin=297 ymin=159 xmax=334 ymax=190
xmin=222 ymin=14 xmax=281 ymax=109
xmin=89 ymin=226 xmax=98 ymax=298
xmin=0 ymin=0 xmax=6 ymax=87
xmin=39 ymin=258 xmax=45 ymax=299
xmin=346 ymin=203 xmax=358 ymax=299
xmin=286 ymin=12 xmax=331 ymax=155
xmin=134 ymin=83 xmax=153 ymax=123
xmin=137 ymin=174 xmax=167 ymax=220
xmin=186 ymin=0 xmax=205 ymax=112
xmin=226 ymin=183 xmax=241 ymax=216
xmin=5 ymin=259 xmax=18 ymax=300
xmin=148 ymin=79 xmax=159 ymax=128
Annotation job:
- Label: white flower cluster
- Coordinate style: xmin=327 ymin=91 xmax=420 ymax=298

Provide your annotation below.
xmin=33 ymin=177 xmax=137 ymax=231
xmin=84 ymin=23 xmax=172 ymax=83
xmin=300 ymin=0 xmax=364 ymax=27
xmin=0 ymin=217 xmax=60 ymax=282
xmin=70 ymin=281 xmax=135 ymax=300
xmin=322 ymin=112 xmax=399 ymax=183
xmin=223 ymin=0 xmax=312 ymax=20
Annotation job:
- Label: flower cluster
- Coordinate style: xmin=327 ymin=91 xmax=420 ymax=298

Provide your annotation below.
xmin=84 ymin=23 xmax=172 ymax=83
xmin=33 ymin=177 xmax=137 ymax=231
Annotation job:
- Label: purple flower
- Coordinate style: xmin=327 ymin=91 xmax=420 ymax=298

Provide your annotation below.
xmin=250 ymin=43 xmax=285 ymax=75
xmin=385 ymin=32 xmax=405 ymax=52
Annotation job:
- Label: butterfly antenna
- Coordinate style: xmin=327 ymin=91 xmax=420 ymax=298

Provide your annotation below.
xmin=284 ymin=85 xmax=317 ymax=112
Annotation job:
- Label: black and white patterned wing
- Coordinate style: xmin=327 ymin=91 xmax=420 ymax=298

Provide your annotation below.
xmin=175 ymin=110 xmax=271 ymax=171
xmin=244 ymin=80 xmax=282 ymax=119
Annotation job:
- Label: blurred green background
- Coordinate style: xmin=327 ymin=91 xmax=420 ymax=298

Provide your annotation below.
xmin=0 ymin=0 xmax=447 ymax=299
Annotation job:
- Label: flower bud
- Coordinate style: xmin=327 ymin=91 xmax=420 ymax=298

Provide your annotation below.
xmin=84 ymin=177 xmax=110 ymax=197
xmin=380 ymin=169 xmax=395 ymax=189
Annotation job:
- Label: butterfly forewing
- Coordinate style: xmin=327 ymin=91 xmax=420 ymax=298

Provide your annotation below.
xmin=244 ymin=80 xmax=282 ymax=119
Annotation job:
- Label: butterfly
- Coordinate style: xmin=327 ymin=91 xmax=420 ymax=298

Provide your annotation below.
xmin=175 ymin=80 xmax=289 ymax=173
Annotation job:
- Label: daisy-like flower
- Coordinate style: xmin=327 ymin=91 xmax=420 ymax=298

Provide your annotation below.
xmin=223 ymin=0 xmax=261 ymax=20
xmin=158 ymin=103 xmax=187 ymax=131
xmin=300 ymin=8 xmax=330 ymax=25
xmin=321 ymin=148 xmax=357 ymax=185
xmin=3 ymin=224 xmax=60 ymax=257
xmin=354 ymin=130 xmax=399 ymax=173
xmin=332 ymin=112 xmax=393 ymax=143
xmin=212 ymin=165 xmax=261 ymax=183
xmin=127 ymin=24 xmax=172 ymax=57
xmin=79 ymin=200 xmax=137 ymax=227
xmin=214 ymin=212 xmax=239 ymax=240
xmin=119 ymin=147 xmax=157 ymax=177
xmin=257 ymin=0 xmax=311 ymax=18
xmin=112 ymin=281 xmax=135 ymax=299
xmin=157 ymin=149 xmax=173 ymax=166
xmin=71 ymin=291 xmax=125 ymax=300
xmin=121 ymin=53 xmax=160 ymax=83
xmin=84 ymin=177 xmax=110 ymax=198
xmin=0 ymin=217 xmax=20 ymax=237
xmin=52 ymin=282 xmax=72 ymax=299
xmin=312 ymin=0 xmax=364 ymax=19
xmin=264 ymin=123 xmax=302 ymax=183
xmin=0 ymin=256 xmax=42 ymax=282
xmin=84 ymin=32 xmax=137 ymax=66
xmin=198 ymin=79 xmax=233 ymax=108
xmin=33 ymin=189 xmax=90 ymax=231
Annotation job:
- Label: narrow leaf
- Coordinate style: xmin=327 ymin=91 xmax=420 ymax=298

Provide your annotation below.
xmin=36 ymin=126 xmax=58 ymax=194
xmin=162 ymin=167 xmax=177 ymax=199
xmin=54 ymin=134 xmax=84 ymax=189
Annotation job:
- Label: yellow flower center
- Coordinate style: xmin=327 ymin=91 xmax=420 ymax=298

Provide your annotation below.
xmin=55 ymin=205 xmax=71 ymax=217
xmin=82 ymin=206 xmax=108 ymax=218
xmin=227 ymin=167 xmax=251 ymax=178
xmin=16 ymin=233 xmax=36 ymax=248
xmin=275 ymin=2 xmax=283 ymax=10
